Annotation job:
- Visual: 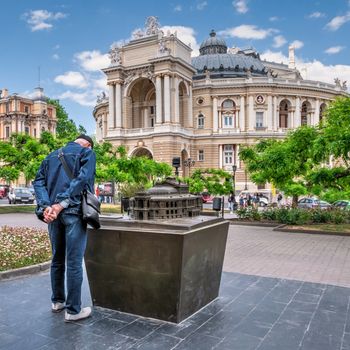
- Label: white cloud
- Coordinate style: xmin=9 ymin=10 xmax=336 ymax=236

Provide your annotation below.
xmin=308 ymin=12 xmax=325 ymax=18
xmin=233 ymin=0 xmax=249 ymax=14
xmin=54 ymin=71 xmax=88 ymax=88
xmin=57 ymin=90 xmax=96 ymax=107
xmin=325 ymin=12 xmax=350 ymax=31
xmin=161 ymin=25 xmax=199 ymax=56
xmin=269 ymin=16 xmax=279 ymax=22
xmin=290 ymin=40 xmax=304 ymax=49
xmin=325 ymin=46 xmax=345 ymax=54
xmin=23 ymin=9 xmax=67 ymax=32
xmin=173 ymin=5 xmax=182 ymax=12
xmin=53 ymin=44 xmax=60 ymax=50
xmin=196 ymin=1 xmax=207 ymax=10
xmin=74 ymin=50 xmax=110 ymax=71
xmin=261 ymin=50 xmax=350 ymax=90
xmin=52 ymin=53 xmax=60 ymax=60
xmin=273 ymin=35 xmax=287 ymax=48
xmin=219 ymin=25 xmax=277 ymax=40
xmin=93 ymin=76 xmax=107 ymax=90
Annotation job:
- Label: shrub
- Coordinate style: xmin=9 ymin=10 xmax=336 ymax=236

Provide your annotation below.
xmin=0 ymin=226 xmax=51 ymax=271
xmin=261 ymin=208 xmax=278 ymax=221
xmin=275 ymin=208 xmax=310 ymax=225
xmin=310 ymin=209 xmax=332 ymax=223
xmin=236 ymin=207 xmax=261 ymax=221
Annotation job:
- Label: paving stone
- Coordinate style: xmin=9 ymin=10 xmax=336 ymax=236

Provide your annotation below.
xmin=214 ymin=331 xmax=261 ymax=350
xmin=342 ymin=332 xmax=350 ymax=350
xmin=116 ymin=319 xmax=161 ymax=340
xmin=129 ymin=331 xmax=181 ymax=350
xmin=172 ymin=333 xmax=221 ymax=350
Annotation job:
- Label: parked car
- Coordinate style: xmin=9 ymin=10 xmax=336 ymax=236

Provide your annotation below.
xmin=0 ymin=185 xmax=10 ymax=199
xmin=201 ymin=192 xmax=213 ymax=203
xmin=239 ymin=191 xmax=269 ymax=207
xmin=8 ymin=187 xmax=35 ymax=204
xmin=297 ymin=198 xmax=331 ymax=210
xmin=332 ymin=200 xmax=350 ymax=210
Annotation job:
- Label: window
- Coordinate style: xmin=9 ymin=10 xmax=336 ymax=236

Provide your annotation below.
xmin=24 ymin=105 xmax=29 ymax=113
xmin=224 ymin=145 xmax=233 ymax=165
xmin=222 ymin=99 xmax=234 ymax=108
xmin=34 ymin=128 xmax=37 ymax=138
xmin=5 ymin=126 xmax=10 ymax=138
xmin=223 ymin=115 xmax=233 ymax=127
xmin=25 ymin=126 xmax=29 ymax=135
xmin=198 ymin=150 xmax=204 ymax=161
xmin=256 ymin=112 xmax=264 ymax=128
xmin=198 ymin=114 xmax=204 ymax=129
xmin=150 ymin=106 xmax=155 ymax=115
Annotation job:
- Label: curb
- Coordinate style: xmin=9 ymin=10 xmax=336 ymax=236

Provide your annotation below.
xmin=273 ymin=226 xmax=350 ymax=237
xmin=228 ymin=220 xmax=281 ymax=228
xmin=0 ymin=261 xmax=51 ymax=281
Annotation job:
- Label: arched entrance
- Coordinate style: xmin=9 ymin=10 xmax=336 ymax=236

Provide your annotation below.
xmin=319 ymin=103 xmax=327 ymax=123
xmin=128 ymin=78 xmax=156 ymax=129
xmin=178 ymin=82 xmax=187 ymax=127
xmin=131 ymin=147 xmax=153 ymax=159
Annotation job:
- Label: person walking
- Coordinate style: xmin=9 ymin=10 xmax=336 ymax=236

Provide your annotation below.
xmin=228 ymin=192 xmax=235 ymax=214
xmin=277 ymin=193 xmax=283 ymax=207
xmin=33 ymin=135 xmax=96 ymax=322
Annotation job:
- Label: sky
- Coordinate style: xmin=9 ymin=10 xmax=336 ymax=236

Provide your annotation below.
xmin=1 ymin=0 xmax=350 ymax=135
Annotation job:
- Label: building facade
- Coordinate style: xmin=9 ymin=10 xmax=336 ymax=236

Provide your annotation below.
xmin=93 ymin=17 xmax=348 ymax=192
xmin=0 ymin=87 xmax=57 ymax=140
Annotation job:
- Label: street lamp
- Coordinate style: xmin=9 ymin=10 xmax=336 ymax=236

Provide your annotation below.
xmin=232 ymin=165 xmax=237 ymax=211
xmin=244 ymin=169 xmax=248 ymax=190
xmin=183 ymin=158 xmax=195 ymax=176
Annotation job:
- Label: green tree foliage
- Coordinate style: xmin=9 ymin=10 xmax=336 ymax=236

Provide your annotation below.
xmin=183 ymin=168 xmax=233 ymax=195
xmin=239 ymin=97 xmax=350 ymax=204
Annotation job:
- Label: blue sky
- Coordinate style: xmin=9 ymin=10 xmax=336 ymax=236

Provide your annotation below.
xmin=1 ymin=0 xmax=350 ymax=135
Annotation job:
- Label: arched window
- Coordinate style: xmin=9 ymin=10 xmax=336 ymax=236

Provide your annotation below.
xmin=319 ymin=103 xmax=327 ymax=122
xmin=279 ymin=100 xmax=291 ymax=128
xmin=221 ymin=99 xmax=236 ymax=128
xmin=301 ymin=101 xmax=311 ymax=126
xmin=198 ymin=114 xmax=204 ymax=129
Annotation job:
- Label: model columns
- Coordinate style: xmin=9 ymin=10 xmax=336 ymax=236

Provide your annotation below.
xmin=267 ymin=95 xmax=273 ymax=130
xmin=115 ymin=82 xmax=122 ymax=128
xmin=187 ymin=83 xmax=193 ymax=127
xmin=314 ymin=100 xmax=320 ymax=125
xmin=295 ymin=97 xmax=301 ymax=127
xmin=239 ymin=96 xmax=245 ymax=131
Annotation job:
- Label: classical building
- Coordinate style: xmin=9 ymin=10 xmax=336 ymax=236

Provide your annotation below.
xmin=93 ymin=17 xmax=348 ymax=192
xmin=0 ymin=87 xmax=57 ymax=140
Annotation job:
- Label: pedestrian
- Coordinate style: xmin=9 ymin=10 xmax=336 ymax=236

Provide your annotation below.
xmin=228 ymin=191 xmax=235 ymax=213
xmin=277 ymin=193 xmax=283 ymax=207
xmin=239 ymin=194 xmax=244 ymax=207
xmin=33 ymin=134 xmax=96 ymax=322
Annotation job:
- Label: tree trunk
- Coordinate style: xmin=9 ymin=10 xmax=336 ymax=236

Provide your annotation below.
xmin=292 ymin=195 xmax=298 ymax=208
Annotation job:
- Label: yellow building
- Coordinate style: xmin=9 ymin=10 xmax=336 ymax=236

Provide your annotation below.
xmin=93 ymin=17 xmax=348 ymax=192
xmin=0 ymin=87 xmax=57 ymax=140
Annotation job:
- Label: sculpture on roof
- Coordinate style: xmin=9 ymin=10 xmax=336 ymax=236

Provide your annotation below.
xmin=342 ymin=81 xmax=347 ymax=90
xmin=334 ymin=77 xmax=341 ymax=87
xmin=145 ymin=16 xmax=160 ymax=36
xmin=96 ymin=91 xmax=108 ymax=104
xmin=132 ymin=28 xmax=145 ymax=39
xmin=109 ymin=42 xmax=122 ymax=66
xmin=158 ymin=38 xmax=170 ymax=56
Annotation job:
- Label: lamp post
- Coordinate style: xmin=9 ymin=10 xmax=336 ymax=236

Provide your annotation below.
xmin=244 ymin=169 xmax=248 ymax=190
xmin=183 ymin=158 xmax=195 ymax=177
xmin=232 ymin=165 xmax=237 ymax=211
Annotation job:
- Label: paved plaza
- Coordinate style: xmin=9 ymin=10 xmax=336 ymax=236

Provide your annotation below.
xmin=1 ymin=215 xmax=350 ymax=349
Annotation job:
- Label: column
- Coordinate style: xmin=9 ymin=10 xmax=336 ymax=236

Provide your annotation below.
xmin=36 ymin=119 xmax=41 ymax=138
xmin=273 ymin=96 xmax=278 ymax=131
xmin=115 ymin=82 xmax=122 ymax=128
xmin=218 ymin=110 xmax=222 ymax=129
xmin=236 ymin=145 xmax=240 ymax=168
xmin=0 ymin=120 xmax=3 ymax=139
xmin=248 ymin=95 xmax=255 ymax=130
xmin=143 ymin=107 xmax=148 ymax=128
xmin=290 ymin=111 xmax=295 ymax=129
xmin=174 ymin=76 xmax=179 ymax=123
xmin=187 ymin=83 xmax=193 ymax=127
xmin=240 ymin=96 xmax=245 ymax=131
xmin=108 ymin=84 xmax=115 ymax=129
xmin=267 ymin=95 xmax=273 ymax=130
xmin=164 ymin=74 xmax=171 ymax=123
xmin=156 ymin=75 xmax=162 ymax=124
xmin=294 ymin=97 xmax=301 ymax=127
xmin=213 ymin=97 xmax=218 ymax=132
xmin=314 ymin=100 xmax=320 ymax=125
xmin=219 ymin=144 xmax=223 ymax=168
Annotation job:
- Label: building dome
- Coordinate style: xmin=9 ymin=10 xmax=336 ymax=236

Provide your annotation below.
xmin=193 ymin=31 xmax=267 ymax=79
xmin=199 ymin=30 xmax=227 ymax=55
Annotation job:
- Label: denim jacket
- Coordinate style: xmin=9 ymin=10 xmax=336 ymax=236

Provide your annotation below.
xmin=33 ymin=141 xmax=96 ymax=213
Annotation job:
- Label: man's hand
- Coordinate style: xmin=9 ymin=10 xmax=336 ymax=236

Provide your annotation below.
xmin=43 ymin=207 xmax=57 ymax=223
xmin=51 ymin=203 xmax=64 ymax=217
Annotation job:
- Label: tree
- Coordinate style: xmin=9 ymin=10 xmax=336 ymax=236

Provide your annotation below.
xmin=48 ymin=99 xmax=86 ymax=140
xmin=184 ymin=168 xmax=233 ymax=195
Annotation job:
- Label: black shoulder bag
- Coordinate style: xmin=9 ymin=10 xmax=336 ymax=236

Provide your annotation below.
xmin=58 ymin=149 xmax=101 ymax=229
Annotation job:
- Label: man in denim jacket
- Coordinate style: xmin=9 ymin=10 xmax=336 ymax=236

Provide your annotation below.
xmin=33 ymin=134 xmax=96 ymax=322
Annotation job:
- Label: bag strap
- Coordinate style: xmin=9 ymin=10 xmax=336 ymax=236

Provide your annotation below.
xmin=58 ymin=148 xmax=74 ymax=180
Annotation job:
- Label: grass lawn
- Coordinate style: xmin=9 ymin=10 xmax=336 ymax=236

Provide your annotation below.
xmin=284 ymin=223 xmax=350 ymax=234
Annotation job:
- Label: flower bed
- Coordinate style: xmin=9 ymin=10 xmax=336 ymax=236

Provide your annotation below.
xmin=0 ymin=226 xmax=51 ymax=271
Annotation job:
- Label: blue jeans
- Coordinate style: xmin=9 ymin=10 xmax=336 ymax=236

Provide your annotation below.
xmin=48 ymin=211 xmax=87 ymax=314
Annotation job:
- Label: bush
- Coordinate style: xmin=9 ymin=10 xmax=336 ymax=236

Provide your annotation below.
xmin=261 ymin=208 xmax=278 ymax=221
xmin=310 ymin=209 xmax=332 ymax=223
xmin=0 ymin=226 xmax=51 ymax=271
xmin=236 ymin=207 xmax=261 ymax=221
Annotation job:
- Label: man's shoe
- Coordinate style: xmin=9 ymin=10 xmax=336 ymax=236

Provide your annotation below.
xmin=65 ymin=307 xmax=92 ymax=322
xmin=52 ymin=302 xmax=65 ymax=313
